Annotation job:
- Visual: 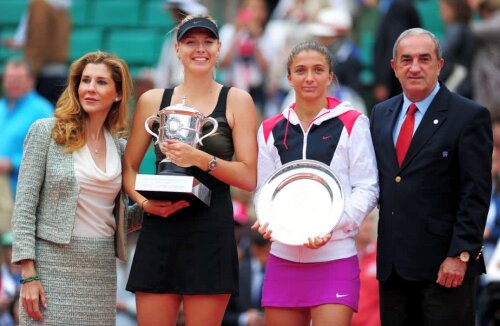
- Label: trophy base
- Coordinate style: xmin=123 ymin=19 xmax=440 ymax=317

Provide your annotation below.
xmin=157 ymin=161 xmax=190 ymax=175
xmin=135 ymin=174 xmax=211 ymax=206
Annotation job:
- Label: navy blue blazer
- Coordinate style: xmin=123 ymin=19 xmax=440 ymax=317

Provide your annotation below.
xmin=370 ymin=84 xmax=492 ymax=282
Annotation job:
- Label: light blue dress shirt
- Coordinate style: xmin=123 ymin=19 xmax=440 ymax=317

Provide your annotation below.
xmin=392 ymin=83 xmax=441 ymax=145
xmin=0 ymin=91 xmax=53 ymax=196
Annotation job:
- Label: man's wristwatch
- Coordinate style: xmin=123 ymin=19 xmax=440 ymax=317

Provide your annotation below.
xmin=458 ymin=251 xmax=470 ymax=263
xmin=207 ymin=155 xmax=217 ymax=172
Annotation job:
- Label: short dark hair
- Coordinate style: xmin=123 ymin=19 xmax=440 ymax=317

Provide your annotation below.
xmin=4 ymin=58 xmax=34 ymax=78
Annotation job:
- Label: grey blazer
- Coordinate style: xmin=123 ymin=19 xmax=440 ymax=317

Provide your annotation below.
xmin=12 ymin=118 xmax=142 ymax=263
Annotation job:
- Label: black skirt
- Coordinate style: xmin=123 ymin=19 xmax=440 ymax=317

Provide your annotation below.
xmin=126 ymin=188 xmax=238 ymax=295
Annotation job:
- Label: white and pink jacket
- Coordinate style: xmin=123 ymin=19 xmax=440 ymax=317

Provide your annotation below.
xmin=255 ymin=97 xmax=379 ymax=263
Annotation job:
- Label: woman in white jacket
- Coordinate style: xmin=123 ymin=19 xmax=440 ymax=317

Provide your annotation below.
xmin=253 ymin=41 xmax=379 ymax=326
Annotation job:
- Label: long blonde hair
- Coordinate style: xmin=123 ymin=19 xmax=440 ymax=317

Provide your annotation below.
xmin=51 ymin=51 xmax=132 ymax=152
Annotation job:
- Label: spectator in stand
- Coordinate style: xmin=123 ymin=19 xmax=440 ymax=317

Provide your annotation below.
xmin=223 ymin=230 xmax=271 ymax=326
xmin=492 ymin=116 xmax=500 ymax=174
xmin=219 ymin=0 xmax=270 ymax=113
xmin=116 ymin=232 xmax=139 ymax=326
xmin=308 ymin=7 xmax=363 ymax=94
xmin=372 ymin=0 xmax=421 ymax=102
xmin=468 ymin=0 xmax=483 ymax=10
xmin=232 ymin=198 xmax=252 ymax=262
xmin=0 ymin=59 xmax=53 ymax=233
xmin=153 ymin=0 xmax=208 ymax=89
xmin=0 ymin=232 xmax=21 ymax=326
xmin=439 ymin=0 xmax=476 ymax=99
xmin=301 ymin=6 xmax=367 ymax=114
xmin=278 ymin=7 xmax=369 ymax=116
xmin=351 ymin=210 xmax=380 ymax=326
xmin=20 ymin=0 xmax=71 ymax=104
xmin=262 ymin=0 xmax=312 ymax=118
xmin=484 ymin=147 xmax=500 ymax=265
xmin=478 ymin=145 xmax=500 ymax=326
xmin=0 ymin=11 xmax=28 ymax=51
xmin=471 ymin=0 xmax=500 ymax=119
xmin=271 ymin=0 xmax=339 ymax=22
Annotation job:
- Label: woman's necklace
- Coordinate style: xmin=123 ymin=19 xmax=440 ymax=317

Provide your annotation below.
xmin=88 ymin=135 xmax=104 ymax=156
xmin=89 ymin=142 xmax=101 ymax=155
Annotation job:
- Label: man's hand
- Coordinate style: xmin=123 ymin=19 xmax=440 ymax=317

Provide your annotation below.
xmin=436 ymin=257 xmax=466 ymax=288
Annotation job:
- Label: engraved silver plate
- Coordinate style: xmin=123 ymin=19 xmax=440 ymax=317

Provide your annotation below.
xmin=256 ymin=160 xmax=344 ymax=245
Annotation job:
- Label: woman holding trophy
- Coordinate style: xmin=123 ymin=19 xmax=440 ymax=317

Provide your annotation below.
xmin=123 ymin=14 xmax=258 ymax=325
xmin=253 ymin=41 xmax=379 ymax=325
xmin=11 ymin=51 xmax=141 ymax=324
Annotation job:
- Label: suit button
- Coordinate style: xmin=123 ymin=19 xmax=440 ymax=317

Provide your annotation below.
xmin=395 ymin=176 xmax=401 ymax=183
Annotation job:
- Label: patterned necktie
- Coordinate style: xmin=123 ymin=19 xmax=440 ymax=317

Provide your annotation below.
xmin=396 ymin=103 xmax=418 ymax=166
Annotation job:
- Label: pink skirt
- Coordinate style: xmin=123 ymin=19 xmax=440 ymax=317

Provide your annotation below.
xmin=262 ymin=254 xmax=360 ymax=311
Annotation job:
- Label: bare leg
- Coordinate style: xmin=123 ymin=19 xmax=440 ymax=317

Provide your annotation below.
xmin=311 ymin=304 xmax=353 ymax=326
xmin=136 ymin=292 xmax=182 ymax=326
xmin=182 ymin=294 xmax=231 ymax=326
xmin=265 ymin=307 xmax=311 ymax=326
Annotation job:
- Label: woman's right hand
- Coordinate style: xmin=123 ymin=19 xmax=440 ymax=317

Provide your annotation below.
xmin=142 ymin=199 xmax=190 ymax=218
xmin=21 ymin=279 xmax=47 ymax=321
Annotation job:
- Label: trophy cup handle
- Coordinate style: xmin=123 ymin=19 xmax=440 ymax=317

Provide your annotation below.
xmin=145 ymin=115 xmax=160 ymax=144
xmin=198 ymin=117 xmax=219 ymax=146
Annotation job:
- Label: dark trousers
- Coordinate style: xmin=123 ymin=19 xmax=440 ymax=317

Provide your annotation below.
xmin=36 ymin=75 xmax=67 ymax=105
xmin=379 ymin=272 xmax=477 ymax=326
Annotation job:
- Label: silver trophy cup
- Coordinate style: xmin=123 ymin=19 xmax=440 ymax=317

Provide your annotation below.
xmin=145 ymin=103 xmax=218 ymax=175
xmin=135 ymin=103 xmax=218 ymax=206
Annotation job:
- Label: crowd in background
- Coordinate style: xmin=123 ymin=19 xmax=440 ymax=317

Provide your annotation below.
xmin=1 ymin=0 xmax=500 ymax=325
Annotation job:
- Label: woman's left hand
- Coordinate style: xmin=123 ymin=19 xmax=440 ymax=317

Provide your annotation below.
xmin=251 ymin=220 xmax=273 ymax=241
xmin=304 ymin=233 xmax=332 ymax=249
xmin=143 ymin=199 xmax=190 ymax=218
xmin=160 ymin=140 xmax=199 ymax=168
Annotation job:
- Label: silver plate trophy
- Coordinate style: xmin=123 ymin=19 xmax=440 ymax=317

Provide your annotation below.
xmin=255 ymin=160 xmax=344 ymax=245
xmin=135 ymin=102 xmax=218 ymax=206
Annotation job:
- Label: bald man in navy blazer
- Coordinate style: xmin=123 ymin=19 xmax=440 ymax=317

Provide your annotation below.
xmin=370 ymin=28 xmax=492 ymax=325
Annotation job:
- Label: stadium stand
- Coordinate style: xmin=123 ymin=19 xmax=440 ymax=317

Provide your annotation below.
xmin=0 ymin=0 xmax=175 ymax=77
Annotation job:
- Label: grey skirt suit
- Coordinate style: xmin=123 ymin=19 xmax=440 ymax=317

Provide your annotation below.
xmin=11 ymin=118 xmax=142 ymax=325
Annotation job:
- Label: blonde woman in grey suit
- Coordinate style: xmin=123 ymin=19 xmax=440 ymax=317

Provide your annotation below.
xmin=11 ymin=51 xmax=142 ymax=325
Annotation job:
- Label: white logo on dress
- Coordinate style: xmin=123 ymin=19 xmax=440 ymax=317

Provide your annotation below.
xmin=336 ymin=293 xmax=349 ymax=298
